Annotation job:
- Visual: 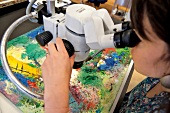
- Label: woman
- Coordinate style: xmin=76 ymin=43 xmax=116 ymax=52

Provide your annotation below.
xmin=119 ymin=0 xmax=170 ymax=112
xmin=41 ymin=0 xmax=170 ymax=112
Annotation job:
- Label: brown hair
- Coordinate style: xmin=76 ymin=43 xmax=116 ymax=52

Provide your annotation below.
xmin=130 ymin=0 xmax=170 ymax=44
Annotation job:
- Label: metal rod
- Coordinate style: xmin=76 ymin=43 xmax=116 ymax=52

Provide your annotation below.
xmin=0 ymin=12 xmax=44 ymax=100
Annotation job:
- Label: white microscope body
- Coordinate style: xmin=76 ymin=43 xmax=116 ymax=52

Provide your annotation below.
xmin=43 ymin=4 xmax=124 ymax=62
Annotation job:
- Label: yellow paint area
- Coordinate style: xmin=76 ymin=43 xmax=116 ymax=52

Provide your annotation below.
xmin=7 ymin=46 xmax=41 ymax=79
xmin=7 ymin=46 xmax=32 ymax=63
xmin=7 ymin=55 xmax=41 ymax=79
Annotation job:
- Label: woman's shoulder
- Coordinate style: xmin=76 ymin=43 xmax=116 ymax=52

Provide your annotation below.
xmin=119 ymin=77 xmax=170 ymax=113
xmin=129 ymin=77 xmax=159 ymax=97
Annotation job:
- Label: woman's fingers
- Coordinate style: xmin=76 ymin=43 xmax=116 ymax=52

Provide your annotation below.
xmin=70 ymin=54 xmax=75 ymax=67
xmin=48 ymin=42 xmax=58 ymax=55
xmin=55 ymin=38 xmax=67 ymax=54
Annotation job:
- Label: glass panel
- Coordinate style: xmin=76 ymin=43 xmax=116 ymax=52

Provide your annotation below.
xmin=111 ymin=0 xmax=132 ymax=21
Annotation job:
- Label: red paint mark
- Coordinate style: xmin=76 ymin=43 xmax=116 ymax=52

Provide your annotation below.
xmin=70 ymin=85 xmax=98 ymax=110
xmin=70 ymin=86 xmax=82 ymax=104
xmin=27 ymin=80 xmax=38 ymax=89
xmin=103 ymin=48 xmax=116 ymax=55
xmin=75 ymin=68 xmax=81 ymax=72
xmin=87 ymin=102 xmax=96 ymax=110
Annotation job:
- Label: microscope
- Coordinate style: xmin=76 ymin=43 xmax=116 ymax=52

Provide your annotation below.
xmin=35 ymin=2 xmax=139 ymax=69
xmin=1 ymin=0 xmax=139 ymax=99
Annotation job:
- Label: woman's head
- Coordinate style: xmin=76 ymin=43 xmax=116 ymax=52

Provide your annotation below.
xmin=130 ymin=0 xmax=170 ymax=77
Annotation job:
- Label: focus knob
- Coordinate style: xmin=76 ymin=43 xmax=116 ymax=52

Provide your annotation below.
xmin=36 ymin=31 xmax=53 ymax=46
xmin=36 ymin=31 xmax=75 ymax=57
xmin=62 ymin=39 xmax=75 ymax=57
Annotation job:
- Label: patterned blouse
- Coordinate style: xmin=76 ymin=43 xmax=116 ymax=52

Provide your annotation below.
xmin=119 ymin=77 xmax=170 ymax=113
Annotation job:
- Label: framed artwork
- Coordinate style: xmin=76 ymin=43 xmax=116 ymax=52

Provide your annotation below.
xmin=0 ymin=26 xmax=133 ymax=113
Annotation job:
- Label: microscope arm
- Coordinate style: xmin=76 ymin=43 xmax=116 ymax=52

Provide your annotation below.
xmin=84 ymin=8 xmax=132 ymax=50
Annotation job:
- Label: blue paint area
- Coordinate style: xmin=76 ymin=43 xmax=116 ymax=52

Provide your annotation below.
xmin=98 ymin=64 xmax=111 ymax=70
xmin=15 ymin=73 xmax=29 ymax=87
xmin=0 ymin=68 xmax=21 ymax=93
xmin=96 ymin=109 xmax=101 ymax=113
xmin=0 ymin=68 xmax=8 ymax=90
xmin=69 ymin=93 xmax=83 ymax=113
xmin=111 ymin=52 xmax=122 ymax=62
xmin=119 ymin=51 xmax=125 ymax=56
xmin=25 ymin=26 xmax=44 ymax=39
xmin=0 ymin=84 xmax=6 ymax=91
xmin=0 ymin=68 xmax=23 ymax=93
xmin=105 ymin=57 xmax=115 ymax=67
xmin=0 ymin=67 xmax=10 ymax=81
xmin=0 ymin=69 xmax=32 ymax=88
xmin=98 ymin=52 xmax=128 ymax=71
xmin=14 ymin=73 xmax=35 ymax=88
xmin=93 ymin=62 xmax=98 ymax=67
xmin=97 ymin=53 xmax=117 ymax=71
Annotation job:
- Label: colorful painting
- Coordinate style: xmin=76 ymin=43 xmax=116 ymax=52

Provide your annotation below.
xmin=0 ymin=26 xmax=132 ymax=113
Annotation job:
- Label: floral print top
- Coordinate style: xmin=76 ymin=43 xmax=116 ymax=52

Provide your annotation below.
xmin=119 ymin=77 xmax=170 ymax=113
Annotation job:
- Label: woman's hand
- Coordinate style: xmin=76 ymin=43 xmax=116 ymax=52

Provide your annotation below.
xmin=41 ymin=38 xmax=75 ymax=113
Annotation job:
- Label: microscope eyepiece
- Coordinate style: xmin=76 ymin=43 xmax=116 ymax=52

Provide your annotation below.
xmin=114 ymin=29 xmax=141 ymax=48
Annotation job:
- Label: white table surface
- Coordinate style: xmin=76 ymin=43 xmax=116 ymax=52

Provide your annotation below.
xmin=0 ymin=93 xmax=22 ymax=113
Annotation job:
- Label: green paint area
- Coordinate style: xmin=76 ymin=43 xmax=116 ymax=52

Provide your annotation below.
xmin=116 ymin=47 xmax=131 ymax=64
xmin=28 ymin=63 xmax=37 ymax=68
xmin=7 ymin=35 xmax=29 ymax=48
xmin=7 ymin=35 xmax=46 ymax=61
xmin=24 ymin=43 xmax=46 ymax=60
xmin=0 ymin=61 xmax=2 ymax=67
xmin=89 ymin=50 xmax=102 ymax=59
xmin=17 ymin=96 xmax=44 ymax=113
xmin=78 ymin=66 xmax=103 ymax=88
xmin=116 ymin=47 xmax=130 ymax=56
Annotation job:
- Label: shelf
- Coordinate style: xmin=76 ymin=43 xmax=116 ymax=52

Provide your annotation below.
xmin=0 ymin=0 xmax=27 ymax=8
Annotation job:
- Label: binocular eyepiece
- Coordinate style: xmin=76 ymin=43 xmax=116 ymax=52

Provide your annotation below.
xmin=114 ymin=21 xmax=140 ymax=48
xmin=114 ymin=29 xmax=140 ymax=48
